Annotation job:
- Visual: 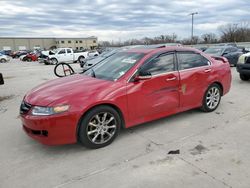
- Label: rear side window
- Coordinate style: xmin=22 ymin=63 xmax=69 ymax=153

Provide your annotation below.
xmin=141 ymin=53 xmax=175 ymax=75
xmin=178 ymin=52 xmax=209 ymax=70
xmin=67 ymin=49 xmax=72 ymax=53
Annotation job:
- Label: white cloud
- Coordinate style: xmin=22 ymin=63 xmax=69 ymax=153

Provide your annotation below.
xmin=0 ymin=0 xmax=249 ymax=41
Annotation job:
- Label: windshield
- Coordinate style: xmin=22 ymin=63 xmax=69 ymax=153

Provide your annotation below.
xmin=83 ymin=52 xmax=144 ymax=81
xmin=100 ymin=49 xmax=118 ymax=57
xmin=51 ymin=49 xmax=59 ymax=54
xmin=204 ymin=47 xmax=224 ymax=56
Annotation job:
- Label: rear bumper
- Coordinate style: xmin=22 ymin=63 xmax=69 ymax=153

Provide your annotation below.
xmin=237 ymin=64 xmax=250 ymax=75
xmin=21 ymin=113 xmax=78 ymax=145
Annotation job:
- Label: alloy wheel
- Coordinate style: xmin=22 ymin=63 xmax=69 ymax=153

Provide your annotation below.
xmin=86 ymin=112 xmax=117 ymax=144
xmin=206 ymin=87 xmax=220 ymax=110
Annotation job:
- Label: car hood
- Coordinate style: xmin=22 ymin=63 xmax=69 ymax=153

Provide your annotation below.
xmin=238 ymin=52 xmax=250 ymax=64
xmin=0 ymin=55 xmax=7 ymax=58
xmin=24 ymin=74 xmax=113 ymax=106
xmin=240 ymin=52 xmax=250 ymax=57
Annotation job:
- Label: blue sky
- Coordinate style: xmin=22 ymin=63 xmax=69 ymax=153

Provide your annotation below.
xmin=0 ymin=0 xmax=249 ymax=41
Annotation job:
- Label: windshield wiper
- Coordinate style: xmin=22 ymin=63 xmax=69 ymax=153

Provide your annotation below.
xmin=90 ymin=68 xmax=96 ymax=78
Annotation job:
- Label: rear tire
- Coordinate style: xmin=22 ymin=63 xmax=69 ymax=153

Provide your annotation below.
xmin=78 ymin=105 xmax=121 ymax=149
xmin=78 ymin=56 xmax=85 ymax=63
xmin=201 ymin=83 xmax=222 ymax=112
xmin=240 ymin=74 xmax=250 ymax=81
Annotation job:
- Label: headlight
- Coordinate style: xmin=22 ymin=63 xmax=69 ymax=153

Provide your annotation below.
xmin=31 ymin=105 xmax=70 ymax=116
xmin=237 ymin=55 xmax=246 ymax=64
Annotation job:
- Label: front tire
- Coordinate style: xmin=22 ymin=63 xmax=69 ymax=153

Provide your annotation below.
xmin=0 ymin=58 xmax=7 ymax=63
xmin=78 ymin=105 xmax=121 ymax=149
xmin=201 ymin=83 xmax=222 ymax=112
xmin=50 ymin=58 xmax=58 ymax=65
xmin=240 ymin=74 xmax=250 ymax=81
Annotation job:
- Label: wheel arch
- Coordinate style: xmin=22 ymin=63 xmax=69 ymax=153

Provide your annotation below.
xmin=212 ymin=81 xmax=224 ymax=95
xmin=0 ymin=58 xmax=6 ymax=62
xmin=78 ymin=55 xmax=85 ymax=60
xmin=76 ymin=103 xmax=126 ymax=141
xmin=50 ymin=57 xmax=57 ymax=60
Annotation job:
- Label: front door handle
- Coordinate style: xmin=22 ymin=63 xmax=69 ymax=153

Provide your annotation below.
xmin=204 ymin=68 xmax=211 ymax=73
xmin=166 ymin=77 xmax=177 ymax=81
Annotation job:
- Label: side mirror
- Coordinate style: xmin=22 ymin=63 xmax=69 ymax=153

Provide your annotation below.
xmin=0 ymin=73 xmax=4 ymax=85
xmin=134 ymin=71 xmax=152 ymax=81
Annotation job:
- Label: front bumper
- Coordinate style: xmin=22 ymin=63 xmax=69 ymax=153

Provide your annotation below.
xmin=236 ymin=64 xmax=250 ymax=75
xmin=39 ymin=58 xmax=52 ymax=65
xmin=20 ymin=112 xmax=79 ymax=145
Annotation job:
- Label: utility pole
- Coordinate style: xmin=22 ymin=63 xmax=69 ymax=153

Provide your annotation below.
xmin=189 ymin=12 xmax=198 ymax=44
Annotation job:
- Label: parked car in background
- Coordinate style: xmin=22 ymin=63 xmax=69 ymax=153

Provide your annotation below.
xmin=196 ymin=46 xmax=207 ymax=52
xmin=236 ymin=52 xmax=250 ymax=81
xmin=204 ymin=46 xmax=242 ymax=66
xmin=238 ymin=46 xmax=249 ymax=54
xmin=20 ymin=52 xmax=40 ymax=62
xmin=20 ymin=46 xmax=231 ymax=148
xmin=0 ymin=50 xmax=12 ymax=56
xmin=43 ymin=48 xmax=98 ymax=65
xmin=0 ymin=52 xmax=11 ymax=63
xmin=23 ymin=53 xmax=38 ymax=62
xmin=80 ymin=49 xmax=119 ymax=69
xmin=0 ymin=73 xmax=4 ymax=85
xmin=11 ymin=51 xmax=29 ymax=58
xmin=88 ymin=50 xmax=99 ymax=57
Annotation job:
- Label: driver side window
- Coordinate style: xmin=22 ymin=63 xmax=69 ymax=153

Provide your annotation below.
xmin=141 ymin=53 xmax=175 ymax=75
xmin=58 ymin=49 xmax=66 ymax=54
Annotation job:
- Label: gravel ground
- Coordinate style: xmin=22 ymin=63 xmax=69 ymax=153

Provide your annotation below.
xmin=0 ymin=59 xmax=250 ymax=188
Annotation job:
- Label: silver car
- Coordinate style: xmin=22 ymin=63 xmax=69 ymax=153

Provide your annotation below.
xmin=0 ymin=53 xmax=11 ymax=63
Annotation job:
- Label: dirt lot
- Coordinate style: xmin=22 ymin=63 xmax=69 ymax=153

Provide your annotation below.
xmin=0 ymin=60 xmax=250 ymax=188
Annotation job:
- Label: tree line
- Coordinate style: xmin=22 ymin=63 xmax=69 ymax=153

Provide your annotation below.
xmin=101 ymin=22 xmax=250 ymax=46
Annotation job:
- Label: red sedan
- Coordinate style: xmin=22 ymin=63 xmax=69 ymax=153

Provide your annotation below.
xmin=20 ymin=47 xmax=231 ymax=148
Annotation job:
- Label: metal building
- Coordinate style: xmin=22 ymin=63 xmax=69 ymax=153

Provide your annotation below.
xmin=0 ymin=37 xmax=98 ymax=51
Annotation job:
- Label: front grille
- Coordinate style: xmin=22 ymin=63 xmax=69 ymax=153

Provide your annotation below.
xmin=20 ymin=101 xmax=32 ymax=115
xmin=23 ymin=125 xmax=48 ymax=137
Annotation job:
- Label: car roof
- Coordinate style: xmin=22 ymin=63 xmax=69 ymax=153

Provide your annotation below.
xmin=208 ymin=45 xmax=236 ymax=49
xmin=125 ymin=46 xmax=200 ymax=54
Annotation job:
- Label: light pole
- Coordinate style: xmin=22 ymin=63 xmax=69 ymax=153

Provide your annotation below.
xmin=189 ymin=12 xmax=198 ymax=43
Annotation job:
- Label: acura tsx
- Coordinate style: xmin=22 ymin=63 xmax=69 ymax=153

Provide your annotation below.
xmin=20 ymin=47 xmax=231 ymax=149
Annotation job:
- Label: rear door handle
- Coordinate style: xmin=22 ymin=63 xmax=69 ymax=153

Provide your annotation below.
xmin=166 ymin=77 xmax=177 ymax=81
xmin=204 ymin=68 xmax=211 ymax=73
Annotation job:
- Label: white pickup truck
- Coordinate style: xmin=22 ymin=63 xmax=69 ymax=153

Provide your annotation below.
xmin=45 ymin=48 xmax=99 ymax=64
